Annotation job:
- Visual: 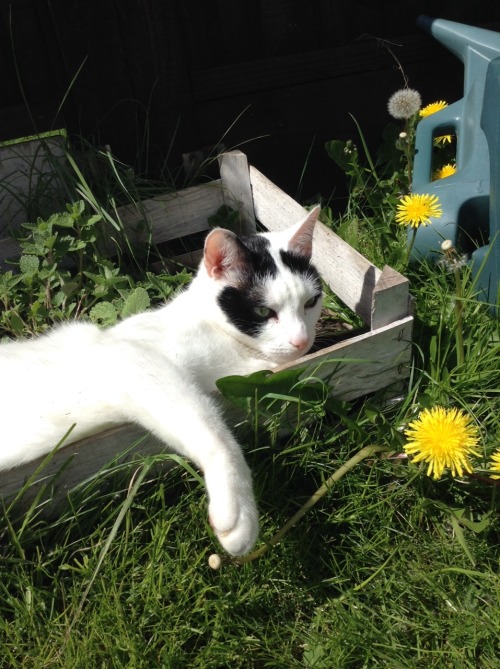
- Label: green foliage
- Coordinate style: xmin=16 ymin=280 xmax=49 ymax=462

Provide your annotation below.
xmin=0 ymin=201 xmax=190 ymax=337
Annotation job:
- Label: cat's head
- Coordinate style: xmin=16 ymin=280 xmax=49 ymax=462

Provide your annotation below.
xmin=201 ymin=206 xmax=323 ymax=364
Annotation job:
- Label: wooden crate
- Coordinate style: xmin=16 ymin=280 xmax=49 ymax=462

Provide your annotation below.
xmin=0 ymin=151 xmax=413 ymax=505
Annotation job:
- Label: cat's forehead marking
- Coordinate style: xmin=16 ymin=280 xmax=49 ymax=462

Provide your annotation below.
xmin=240 ymin=234 xmax=278 ymax=278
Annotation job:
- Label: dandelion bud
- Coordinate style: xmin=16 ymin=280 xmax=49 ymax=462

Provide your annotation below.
xmin=208 ymin=553 xmax=223 ymax=570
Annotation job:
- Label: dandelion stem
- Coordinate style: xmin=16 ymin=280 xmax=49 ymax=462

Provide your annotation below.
xmin=404 ymin=227 xmax=418 ymax=269
xmin=233 ymin=445 xmax=387 ymax=565
xmin=453 ymin=266 xmax=465 ymax=366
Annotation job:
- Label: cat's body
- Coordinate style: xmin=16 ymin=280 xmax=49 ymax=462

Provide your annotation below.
xmin=0 ymin=207 xmax=322 ymax=556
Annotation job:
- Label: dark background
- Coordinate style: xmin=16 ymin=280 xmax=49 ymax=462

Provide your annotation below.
xmin=1 ymin=0 xmax=499 ymax=205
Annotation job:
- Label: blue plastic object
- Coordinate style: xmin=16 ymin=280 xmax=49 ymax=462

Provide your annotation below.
xmin=411 ymin=16 xmax=500 ymax=307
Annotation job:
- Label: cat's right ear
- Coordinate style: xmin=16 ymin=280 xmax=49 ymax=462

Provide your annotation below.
xmin=203 ymin=228 xmax=248 ymax=281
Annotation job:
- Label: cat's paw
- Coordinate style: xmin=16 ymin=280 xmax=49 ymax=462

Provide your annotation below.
xmin=209 ymin=492 xmax=259 ymax=557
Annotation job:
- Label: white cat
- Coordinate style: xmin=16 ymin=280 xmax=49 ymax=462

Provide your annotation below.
xmin=0 ymin=206 xmax=322 ymax=556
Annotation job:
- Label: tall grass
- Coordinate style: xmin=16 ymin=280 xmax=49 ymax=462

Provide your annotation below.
xmin=0 ymin=126 xmax=499 ymax=668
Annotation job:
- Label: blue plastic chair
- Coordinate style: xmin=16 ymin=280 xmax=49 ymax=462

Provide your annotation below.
xmin=411 ymin=16 xmax=500 ymax=307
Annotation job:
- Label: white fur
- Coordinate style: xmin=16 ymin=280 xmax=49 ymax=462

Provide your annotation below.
xmin=0 ymin=208 xmax=322 ymax=556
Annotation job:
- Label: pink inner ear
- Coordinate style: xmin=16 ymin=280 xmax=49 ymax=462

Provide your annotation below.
xmin=288 ymin=205 xmax=320 ymax=257
xmin=203 ymin=228 xmax=242 ymax=279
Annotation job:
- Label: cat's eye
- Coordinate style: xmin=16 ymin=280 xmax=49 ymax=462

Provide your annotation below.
xmin=253 ymin=305 xmax=275 ymax=319
xmin=304 ymin=295 xmax=320 ymax=309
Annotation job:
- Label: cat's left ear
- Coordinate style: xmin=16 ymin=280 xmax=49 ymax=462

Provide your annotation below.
xmin=287 ymin=205 xmax=320 ymax=258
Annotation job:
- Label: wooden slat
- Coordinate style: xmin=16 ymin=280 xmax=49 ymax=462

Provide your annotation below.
xmin=0 ymin=425 xmax=164 ymax=510
xmin=371 ymin=265 xmax=411 ymax=330
xmin=218 ymin=151 xmax=256 ymax=234
xmin=275 ymin=316 xmax=413 ymax=402
xmin=115 ymin=180 xmax=224 ymax=244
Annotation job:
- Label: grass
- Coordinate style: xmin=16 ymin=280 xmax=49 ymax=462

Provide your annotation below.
xmin=0 ymin=130 xmax=499 ymax=667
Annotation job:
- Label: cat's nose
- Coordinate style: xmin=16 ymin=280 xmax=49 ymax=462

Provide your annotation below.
xmin=290 ymin=336 xmax=309 ymax=350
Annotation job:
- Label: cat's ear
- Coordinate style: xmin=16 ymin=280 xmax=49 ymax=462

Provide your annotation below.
xmin=203 ymin=228 xmax=248 ymax=280
xmin=288 ymin=205 xmax=320 ymax=258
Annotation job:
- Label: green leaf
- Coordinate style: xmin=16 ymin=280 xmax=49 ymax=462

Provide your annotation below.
xmin=216 ymin=367 xmax=326 ymax=409
xmin=120 ymin=287 xmax=150 ymax=318
xmin=89 ymin=302 xmax=118 ymax=327
xmin=5 ymin=311 xmax=25 ymax=335
xmin=19 ymin=255 xmax=39 ymax=276
xmin=48 ymin=211 xmax=74 ymax=228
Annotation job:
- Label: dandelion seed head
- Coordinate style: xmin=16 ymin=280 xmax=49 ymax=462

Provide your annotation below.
xmin=388 ymin=89 xmax=422 ymax=120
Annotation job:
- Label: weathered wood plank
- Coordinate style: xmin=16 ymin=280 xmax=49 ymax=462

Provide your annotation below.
xmin=0 ymin=424 xmax=165 ymax=510
xmin=218 ymin=151 xmax=256 ymax=234
xmin=275 ymin=316 xmax=413 ymax=401
xmin=115 ymin=180 xmax=224 ymax=245
xmin=371 ymin=265 xmax=411 ymax=330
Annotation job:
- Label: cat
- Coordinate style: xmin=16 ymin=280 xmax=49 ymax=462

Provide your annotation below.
xmin=0 ymin=206 xmax=323 ymax=556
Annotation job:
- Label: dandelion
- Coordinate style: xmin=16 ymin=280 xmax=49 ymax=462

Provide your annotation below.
xmin=434 ymin=133 xmax=454 ymax=147
xmin=419 ymin=101 xmax=453 ymax=145
xmin=419 ymin=100 xmax=448 ymax=118
xmin=438 ymin=239 xmax=468 ymax=272
xmin=438 ymin=239 xmax=468 ymax=365
xmin=395 ymin=193 xmax=442 ymax=228
xmin=433 ymin=163 xmax=456 ymax=181
xmin=488 ymin=449 xmax=500 ymax=479
xmin=388 ymin=89 xmax=422 ymax=120
xmin=404 ymin=406 xmax=480 ymax=480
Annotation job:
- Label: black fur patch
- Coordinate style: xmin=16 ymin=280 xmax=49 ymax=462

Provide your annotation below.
xmin=218 ymin=284 xmax=270 ymax=337
xmin=217 ymin=235 xmax=278 ymax=337
xmin=239 ymin=235 xmax=278 ymax=278
xmin=280 ymin=250 xmax=322 ymax=293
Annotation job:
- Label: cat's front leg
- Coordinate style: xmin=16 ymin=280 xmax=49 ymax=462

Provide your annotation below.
xmin=202 ymin=435 xmax=259 ymax=556
xmin=124 ymin=377 xmax=259 ymax=556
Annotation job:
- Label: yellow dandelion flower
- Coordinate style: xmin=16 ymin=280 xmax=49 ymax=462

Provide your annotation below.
xmin=434 ymin=134 xmax=454 ymax=147
xmin=395 ymin=193 xmax=443 ymax=228
xmin=488 ymin=449 xmax=500 ymax=479
xmin=432 ymin=163 xmax=456 ymax=181
xmin=420 ymin=100 xmax=448 ymax=118
xmin=404 ymin=406 xmax=481 ymax=480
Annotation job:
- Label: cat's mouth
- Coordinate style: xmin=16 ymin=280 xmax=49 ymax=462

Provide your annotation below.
xmin=273 ymin=340 xmax=315 ymax=364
